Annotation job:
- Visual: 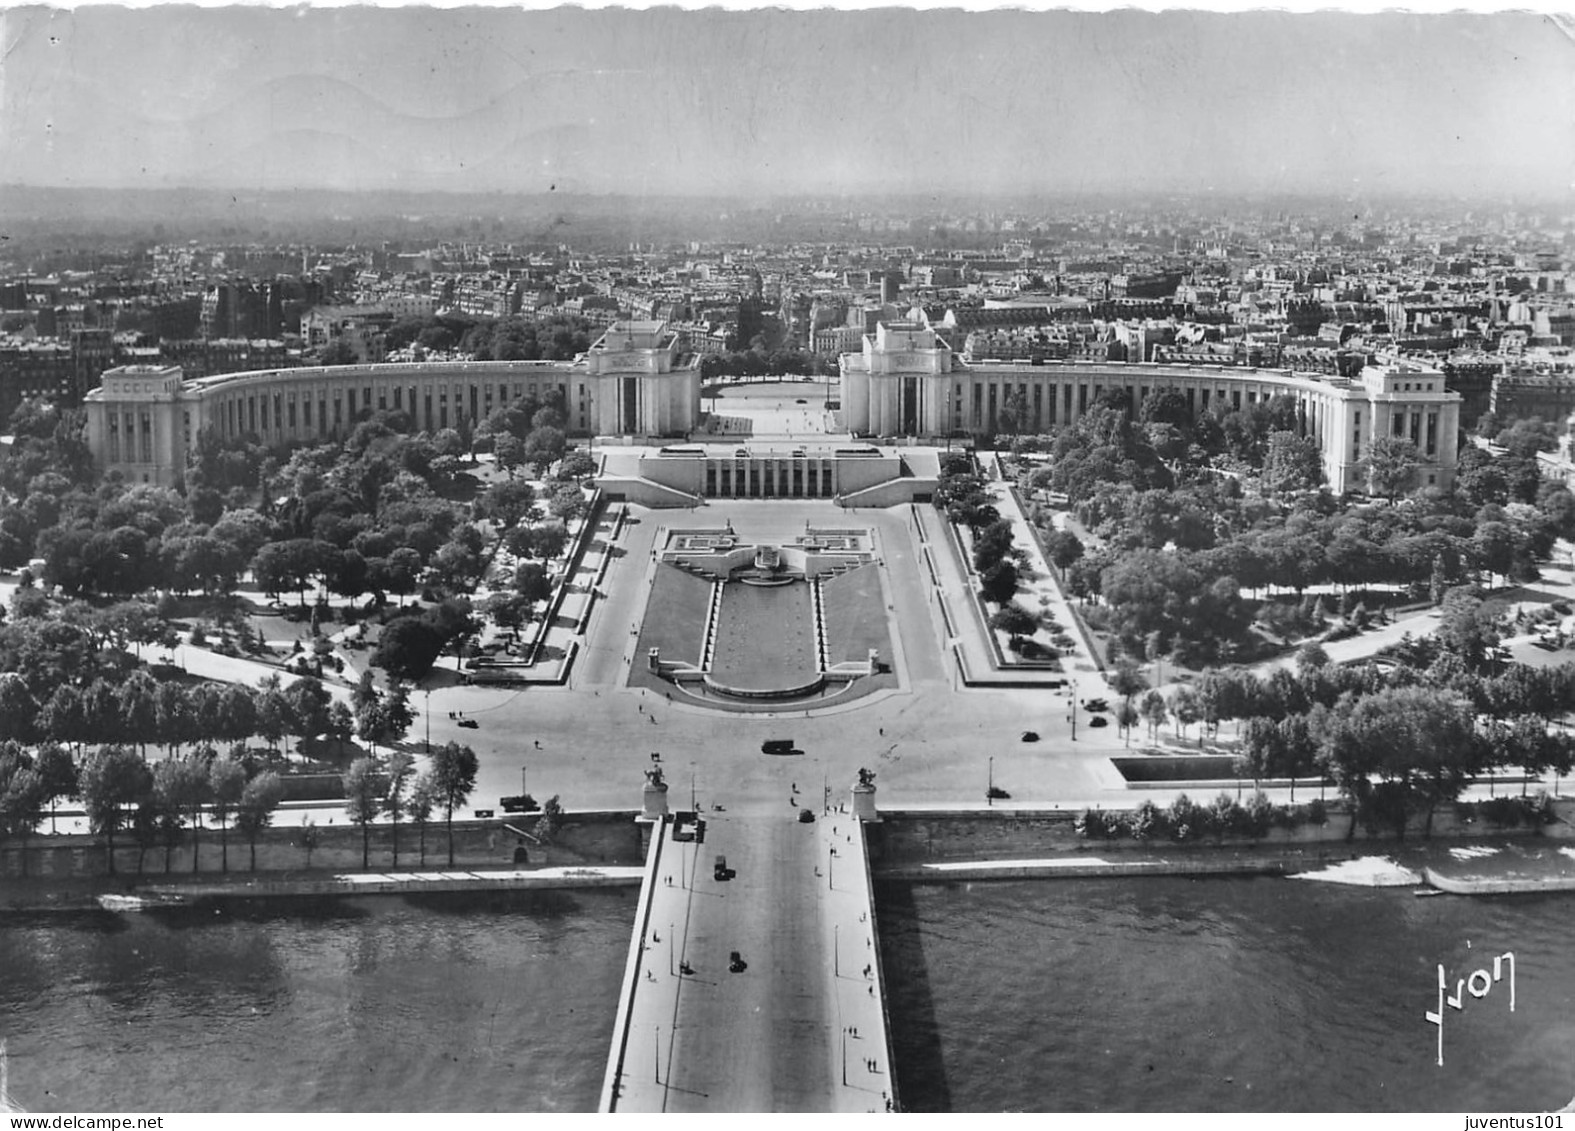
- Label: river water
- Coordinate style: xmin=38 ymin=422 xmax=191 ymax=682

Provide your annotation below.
xmin=877 ymin=877 xmax=1575 ymax=1113
xmin=3 ymin=878 xmax=1573 ymax=1112
xmin=0 ymin=889 xmax=634 ymax=1113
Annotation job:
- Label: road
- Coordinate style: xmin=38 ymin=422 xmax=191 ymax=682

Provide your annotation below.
xmin=614 ymin=799 xmax=889 ymax=1112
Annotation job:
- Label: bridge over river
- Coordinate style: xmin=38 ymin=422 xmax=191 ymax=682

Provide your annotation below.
xmin=598 ymin=780 xmax=896 ymax=1112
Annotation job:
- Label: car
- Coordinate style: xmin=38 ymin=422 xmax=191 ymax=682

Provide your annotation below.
xmin=713 ymin=854 xmax=734 ymax=881
xmin=761 ymin=739 xmax=797 ymax=755
xmin=729 ymin=950 xmax=748 ymax=973
xmin=797 ymin=808 xmax=816 ymax=823
xmin=1089 ymin=716 xmax=1109 ymax=728
xmin=1083 ymin=698 xmax=1110 ymax=713
xmin=795 ymin=398 xmax=807 ymax=404
xmin=457 ymin=718 xmax=479 ymax=729
xmin=1020 ymin=730 xmax=1040 ymax=743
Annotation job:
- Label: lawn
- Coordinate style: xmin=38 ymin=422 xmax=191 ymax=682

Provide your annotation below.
xmin=820 ymin=564 xmax=891 ymax=665
xmin=634 ymin=564 xmax=713 ymax=666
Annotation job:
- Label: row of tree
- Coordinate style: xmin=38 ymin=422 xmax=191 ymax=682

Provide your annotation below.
xmin=0 ymin=737 xmax=489 ymax=878
xmin=338 ymin=740 xmax=477 ymax=870
xmin=0 ymin=669 xmax=345 ymax=758
xmin=0 ymin=741 xmax=286 ymax=876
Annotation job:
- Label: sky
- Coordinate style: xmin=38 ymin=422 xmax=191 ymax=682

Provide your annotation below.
xmin=1 ymin=5 xmax=1572 ymax=200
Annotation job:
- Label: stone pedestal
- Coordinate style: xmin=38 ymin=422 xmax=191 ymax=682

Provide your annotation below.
xmin=852 ymin=781 xmax=880 ymax=823
xmin=641 ymin=779 xmax=670 ymax=822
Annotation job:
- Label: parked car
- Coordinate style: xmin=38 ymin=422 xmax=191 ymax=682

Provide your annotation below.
xmin=1020 ymin=730 xmax=1040 ymax=743
xmin=1089 ymin=716 xmax=1109 ymax=728
xmin=458 ymin=718 xmax=479 ymax=729
xmin=1083 ymin=698 xmax=1110 ymax=713
xmin=797 ymin=808 xmax=816 ymax=823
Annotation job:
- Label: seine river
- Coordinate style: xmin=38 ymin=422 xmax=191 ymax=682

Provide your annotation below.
xmin=3 ymin=878 xmax=1574 ymax=1112
xmin=878 ymin=877 xmax=1575 ymax=1113
xmin=0 ymin=890 xmax=635 ymax=1112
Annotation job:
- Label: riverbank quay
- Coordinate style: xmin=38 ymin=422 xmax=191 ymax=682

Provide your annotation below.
xmin=0 ymin=863 xmax=646 ymax=912
xmin=866 ymin=799 xmax=1575 ymax=893
xmin=869 ymin=795 xmax=1575 ymax=860
xmin=0 ymin=808 xmax=647 ymax=883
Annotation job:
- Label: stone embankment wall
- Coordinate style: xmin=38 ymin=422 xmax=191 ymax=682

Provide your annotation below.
xmin=870 ymin=798 xmax=1575 ymax=866
xmin=0 ymin=811 xmax=645 ymax=882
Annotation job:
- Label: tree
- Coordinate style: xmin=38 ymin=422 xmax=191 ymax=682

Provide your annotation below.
xmin=286 ymin=676 xmax=333 ymax=745
xmin=372 ymin=616 xmax=446 ymax=682
xmin=989 ymin=603 xmax=1039 ymax=648
xmin=1295 ymin=642 xmax=1331 ymax=676
xmin=493 ymin=433 xmax=527 ymax=479
xmin=429 ymin=741 xmax=479 ymax=867
xmin=386 ymin=751 xmax=414 ymax=869
xmin=1437 ymin=586 xmax=1504 ymax=672
xmin=326 ymin=700 xmax=355 ymax=760
xmin=430 ymin=541 xmax=482 ymax=594
xmin=481 ymin=592 xmax=534 ymax=632
xmin=557 ymin=451 xmax=597 ymax=481
xmin=1110 ymin=660 xmax=1150 ymax=706
xmin=217 ymin=684 xmax=259 ymax=746
xmin=0 ymin=747 xmax=47 ymax=877
xmin=979 ymin=559 xmax=1020 ymax=605
xmin=383 ymin=547 xmax=423 ymax=603
xmin=34 ymin=743 xmax=77 ymax=834
xmin=38 ymin=685 xmax=87 ymax=753
xmin=342 ymin=757 xmax=383 ymax=869
xmin=255 ymin=677 xmax=294 ymax=752
xmin=154 ymin=680 xmax=194 ymax=756
xmin=1363 ymin=436 xmax=1420 ymax=502
xmin=208 ymin=755 xmax=247 ymax=874
xmin=1043 ymin=528 xmax=1084 ymax=572
xmin=235 ymin=771 xmax=284 ymax=872
xmin=319 ymin=339 xmax=358 ymax=366
xmin=119 ymin=669 xmax=161 ymax=758
xmin=0 ymin=674 xmax=39 ymax=746
xmin=509 ymin=521 xmax=569 ymax=563
xmin=523 ymin=425 xmax=567 ymax=473
xmin=1115 ymin=699 xmax=1139 ymax=745
xmin=514 ymin=561 xmax=553 ymax=605
xmin=546 ymin=482 xmax=589 ymax=523
xmin=1351 ymin=686 xmax=1479 ymax=836
xmin=251 ymin=538 xmax=331 ymax=607
xmin=1140 ymin=689 xmax=1169 ymax=743
xmin=997 ymin=387 xmax=1030 ymax=437
xmin=1168 ymin=685 xmax=1202 ymax=743
xmin=1262 ymin=431 xmax=1323 ymax=494
xmin=408 ymin=772 xmax=438 ymax=866
xmin=153 ymin=753 xmax=210 ymax=874
xmin=80 ymin=745 xmax=151 ymax=874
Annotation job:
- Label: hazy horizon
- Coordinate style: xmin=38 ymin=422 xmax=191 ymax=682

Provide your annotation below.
xmin=2 ymin=7 xmax=1571 ymax=202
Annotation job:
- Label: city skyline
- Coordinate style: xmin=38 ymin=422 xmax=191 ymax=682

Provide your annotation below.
xmin=1 ymin=6 xmax=1572 ymax=203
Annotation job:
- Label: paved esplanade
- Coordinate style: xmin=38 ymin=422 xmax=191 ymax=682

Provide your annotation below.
xmin=602 ymin=791 xmax=894 ymax=1112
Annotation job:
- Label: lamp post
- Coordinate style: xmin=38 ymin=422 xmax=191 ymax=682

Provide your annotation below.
xmin=521 ymin=763 xmax=528 ymax=804
xmin=988 ymin=756 xmax=994 ymax=806
xmin=424 ymin=687 xmax=431 ymax=753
